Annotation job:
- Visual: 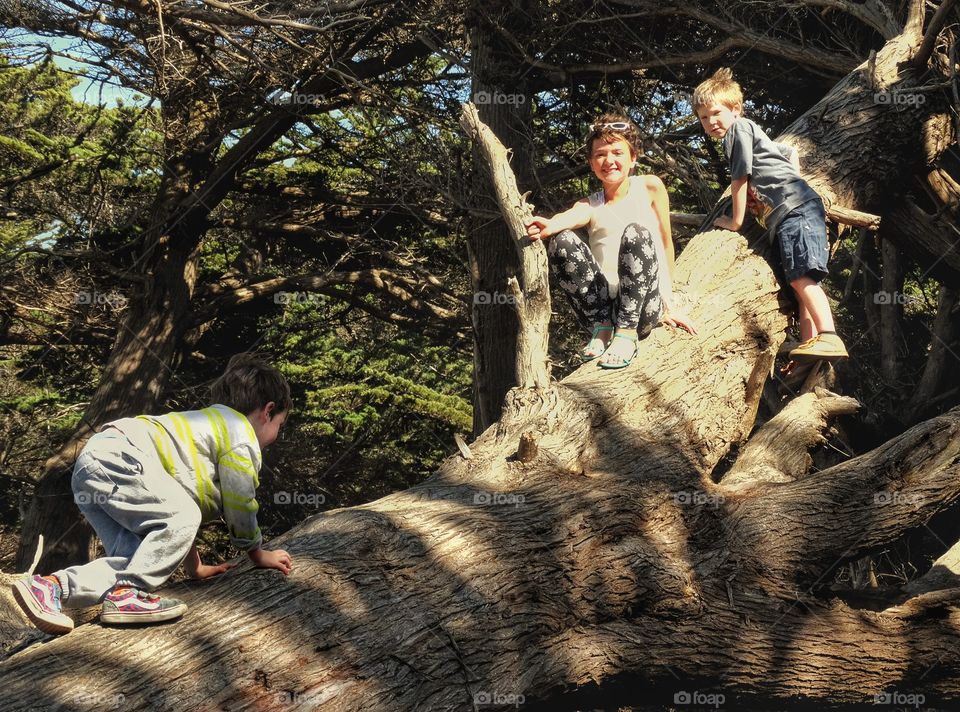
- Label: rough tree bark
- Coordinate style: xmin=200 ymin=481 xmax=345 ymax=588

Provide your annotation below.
xmin=460 ymin=104 xmax=550 ymax=392
xmin=878 ymin=235 xmax=905 ymax=383
xmin=464 ymin=0 xmax=535 ymax=435
xmin=6 ymin=72 xmax=960 ymax=706
xmin=909 ymin=285 xmax=960 ymax=422
xmin=779 ymin=2 xmax=959 ymax=282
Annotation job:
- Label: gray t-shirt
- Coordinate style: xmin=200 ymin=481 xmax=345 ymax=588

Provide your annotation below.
xmin=724 ymin=117 xmax=820 ymax=238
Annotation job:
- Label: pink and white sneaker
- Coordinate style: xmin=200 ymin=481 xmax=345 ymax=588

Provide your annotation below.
xmin=11 ymin=575 xmax=75 ymax=635
xmin=100 ymin=586 xmax=187 ymax=625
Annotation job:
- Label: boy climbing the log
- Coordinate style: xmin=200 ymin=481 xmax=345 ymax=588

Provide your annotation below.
xmin=12 ymin=353 xmax=294 ymax=635
xmin=524 ymin=113 xmax=696 ymax=369
xmin=693 ymin=68 xmax=848 ymax=361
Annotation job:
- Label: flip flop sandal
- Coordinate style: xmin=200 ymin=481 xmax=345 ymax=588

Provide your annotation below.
xmin=598 ymin=333 xmax=638 ymax=370
xmin=580 ymin=324 xmax=614 ymax=362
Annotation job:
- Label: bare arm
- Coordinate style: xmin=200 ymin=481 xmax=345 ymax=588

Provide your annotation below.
xmin=644 ymin=176 xmax=697 ymax=335
xmin=714 ymin=176 xmax=749 ymax=231
xmin=249 ymin=546 xmax=293 ymax=575
xmin=525 ymin=199 xmax=592 ymax=241
xmin=645 ymin=175 xmax=675 ymax=276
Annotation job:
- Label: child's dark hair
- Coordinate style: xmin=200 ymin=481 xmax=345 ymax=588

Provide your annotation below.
xmin=584 ymin=112 xmax=642 ymax=159
xmin=210 ymin=353 xmax=292 ymax=416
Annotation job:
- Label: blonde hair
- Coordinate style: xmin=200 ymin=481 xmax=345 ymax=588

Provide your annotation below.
xmin=692 ymin=68 xmax=743 ymax=111
xmin=584 ymin=112 xmax=641 ymax=159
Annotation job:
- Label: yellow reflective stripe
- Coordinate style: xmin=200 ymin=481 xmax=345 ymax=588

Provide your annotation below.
xmin=221 ymin=451 xmax=259 ymax=488
xmin=201 ymin=407 xmax=228 ymax=457
xmin=220 ymin=450 xmax=256 ymax=474
xmin=211 ymin=407 xmax=233 ymax=453
xmin=137 ymin=417 xmax=175 ymax=475
xmin=230 ymin=524 xmax=261 ymax=540
xmin=168 ymin=413 xmax=213 ymax=515
xmin=222 ymin=491 xmax=259 ymax=512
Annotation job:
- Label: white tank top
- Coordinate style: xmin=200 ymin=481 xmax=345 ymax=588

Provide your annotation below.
xmin=587 ymin=175 xmax=673 ymax=306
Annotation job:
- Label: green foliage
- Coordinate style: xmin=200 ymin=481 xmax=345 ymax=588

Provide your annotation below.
xmin=0 ymin=352 xmax=95 ymax=563
xmin=0 ymin=389 xmax=61 ymax=414
xmin=0 ymin=8 xmax=951 ymax=599
xmin=0 ymin=52 xmax=162 ymax=251
xmin=258 ymin=295 xmax=471 ymax=533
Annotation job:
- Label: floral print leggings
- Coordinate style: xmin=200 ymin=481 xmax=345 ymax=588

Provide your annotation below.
xmin=546 ymin=223 xmax=662 ymax=335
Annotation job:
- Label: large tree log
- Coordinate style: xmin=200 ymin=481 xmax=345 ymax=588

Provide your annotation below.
xmin=780 ymin=2 xmax=960 ymax=279
xmin=3 ymin=232 xmax=960 ymax=708
xmin=8 ymin=8 xmax=960 ymax=708
xmin=6 ymin=99 xmax=960 ymax=708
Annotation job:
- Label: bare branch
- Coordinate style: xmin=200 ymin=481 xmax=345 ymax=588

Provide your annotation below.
xmin=192 ymin=268 xmax=464 ymax=327
xmin=721 ymin=388 xmax=860 ymax=492
xmin=912 ymin=0 xmax=960 ymax=67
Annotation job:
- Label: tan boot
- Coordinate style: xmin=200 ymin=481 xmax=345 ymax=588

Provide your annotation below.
xmin=789 ymin=333 xmax=848 ymax=360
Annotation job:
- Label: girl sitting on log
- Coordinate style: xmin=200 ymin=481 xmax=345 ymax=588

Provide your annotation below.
xmin=525 ymin=113 xmax=696 ymax=368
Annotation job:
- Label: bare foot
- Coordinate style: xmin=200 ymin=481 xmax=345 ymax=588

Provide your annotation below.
xmin=598 ymin=332 xmax=638 ymax=368
xmin=581 ymin=324 xmax=614 ymax=360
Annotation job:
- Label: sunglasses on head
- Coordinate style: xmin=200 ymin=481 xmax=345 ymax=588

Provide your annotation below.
xmin=589 ymin=121 xmax=631 ymax=132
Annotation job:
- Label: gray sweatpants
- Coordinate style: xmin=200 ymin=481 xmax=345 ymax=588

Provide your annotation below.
xmin=55 ymin=429 xmax=201 ymax=608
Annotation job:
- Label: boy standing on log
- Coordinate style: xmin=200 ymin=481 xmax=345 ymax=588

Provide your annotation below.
xmin=12 ymin=353 xmax=293 ymax=635
xmin=693 ymin=68 xmax=848 ymax=361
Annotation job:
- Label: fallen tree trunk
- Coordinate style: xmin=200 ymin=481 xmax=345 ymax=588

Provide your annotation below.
xmin=4 ymin=117 xmax=960 ymax=710
xmin=7 ymin=10 xmax=960 ymax=708
xmin=3 ymin=229 xmax=960 ymax=707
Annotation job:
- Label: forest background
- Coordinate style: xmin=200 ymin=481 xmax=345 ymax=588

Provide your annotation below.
xmin=0 ymin=0 xmax=958 ymax=631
